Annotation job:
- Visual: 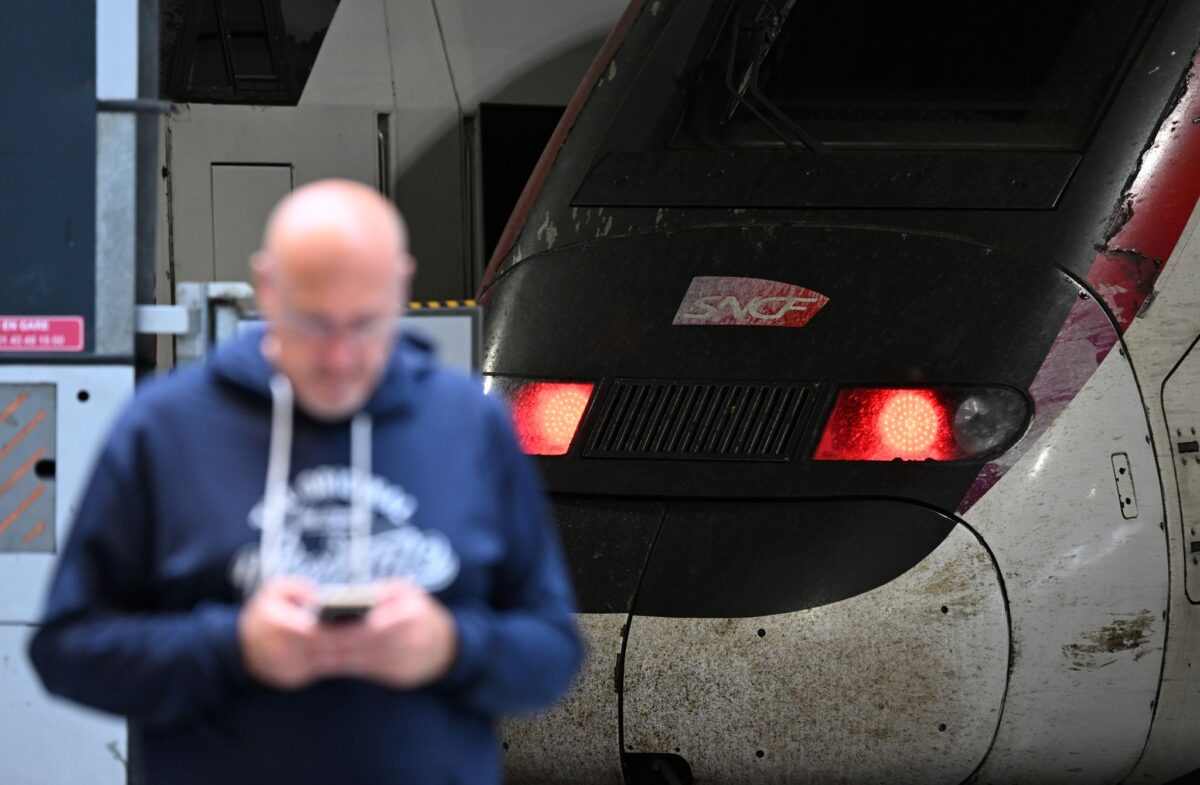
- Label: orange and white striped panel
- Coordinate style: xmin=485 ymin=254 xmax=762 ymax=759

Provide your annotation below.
xmin=0 ymin=385 xmax=55 ymax=553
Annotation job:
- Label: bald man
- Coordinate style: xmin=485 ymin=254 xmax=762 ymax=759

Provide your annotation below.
xmin=30 ymin=180 xmax=583 ymax=785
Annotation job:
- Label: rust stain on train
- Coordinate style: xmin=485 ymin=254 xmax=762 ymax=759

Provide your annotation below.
xmin=1063 ymin=610 xmax=1155 ymax=670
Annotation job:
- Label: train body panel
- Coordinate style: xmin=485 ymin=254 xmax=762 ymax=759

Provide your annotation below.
xmin=1124 ymin=199 xmax=1200 ymax=784
xmin=501 ymin=613 xmax=627 ymax=784
xmin=964 ymin=336 xmax=1167 ymax=783
xmin=622 ymin=524 xmax=1008 ymax=785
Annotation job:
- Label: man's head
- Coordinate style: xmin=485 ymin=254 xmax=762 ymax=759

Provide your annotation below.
xmin=253 ymin=179 xmax=414 ymax=421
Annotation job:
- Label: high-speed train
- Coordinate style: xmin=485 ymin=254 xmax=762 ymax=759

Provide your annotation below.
xmin=479 ymin=0 xmax=1200 ymax=783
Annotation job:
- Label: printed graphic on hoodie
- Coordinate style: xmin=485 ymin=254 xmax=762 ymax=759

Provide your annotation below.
xmin=231 ymin=466 xmax=460 ymax=593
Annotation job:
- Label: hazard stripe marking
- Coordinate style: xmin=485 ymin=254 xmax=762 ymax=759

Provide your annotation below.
xmin=0 ymin=446 xmax=45 ymax=497
xmin=0 ymin=409 xmax=46 ymax=463
xmin=21 ymin=519 xmax=45 ymax=545
xmin=0 ymin=392 xmax=29 ymax=423
xmin=0 ymin=484 xmax=46 ymax=536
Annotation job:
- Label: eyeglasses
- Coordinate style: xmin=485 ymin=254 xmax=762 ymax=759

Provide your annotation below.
xmin=276 ymin=304 xmax=399 ymax=344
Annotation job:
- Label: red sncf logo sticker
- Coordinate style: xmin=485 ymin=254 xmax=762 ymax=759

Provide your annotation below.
xmin=672 ymin=276 xmax=830 ymax=327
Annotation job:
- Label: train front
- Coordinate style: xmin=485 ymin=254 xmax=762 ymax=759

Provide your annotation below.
xmin=479 ymin=1 xmax=1200 ymax=782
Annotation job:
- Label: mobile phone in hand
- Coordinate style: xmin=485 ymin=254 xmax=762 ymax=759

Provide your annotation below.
xmin=317 ymin=584 xmax=376 ymax=624
xmin=318 ymin=602 xmax=372 ymax=623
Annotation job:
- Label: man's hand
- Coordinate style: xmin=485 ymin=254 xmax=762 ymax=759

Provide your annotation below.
xmin=238 ymin=578 xmax=352 ymax=689
xmin=328 ymin=579 xmax=459 ymax=689
xmin=239 ymin=578 xmax=458 ymax=690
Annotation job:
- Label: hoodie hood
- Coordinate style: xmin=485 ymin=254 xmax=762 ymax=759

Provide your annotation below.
xmin=209 ymin=324 xmax=436 ymax=418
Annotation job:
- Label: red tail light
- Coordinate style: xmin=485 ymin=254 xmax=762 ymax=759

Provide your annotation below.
xmin=484 ymin=378 xmax=595 ymax=455
xmin=814 ymin=387 xmax=1028 ymax=462
xmin=878 ymin=391 xmax=943 ymax=455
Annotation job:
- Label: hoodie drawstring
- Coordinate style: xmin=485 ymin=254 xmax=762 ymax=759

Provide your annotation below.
xmin=349 ymin=412 xmax=373 ymax=585
xmin=261 ymin=374 xmax=294 ymax=582
xmin=261 ymin=373 xmax=374 ymax=587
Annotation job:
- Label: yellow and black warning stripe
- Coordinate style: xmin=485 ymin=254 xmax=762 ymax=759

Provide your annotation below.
xmin=407 ymin=300 xmax=477 ymax=310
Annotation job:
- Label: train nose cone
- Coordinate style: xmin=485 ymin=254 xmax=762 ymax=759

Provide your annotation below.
xmin=622 ymin=521 xmax=1008 ymax=785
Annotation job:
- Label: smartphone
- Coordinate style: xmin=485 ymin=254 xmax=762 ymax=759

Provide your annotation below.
xmin=318 ymin=602 xmax=372 ymax=623
xmin=317 ymin=584 xmax=376 ymax=624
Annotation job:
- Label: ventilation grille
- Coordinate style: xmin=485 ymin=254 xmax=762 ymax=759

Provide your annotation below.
xmin=584 ymin=380 xmax=810 ymax=461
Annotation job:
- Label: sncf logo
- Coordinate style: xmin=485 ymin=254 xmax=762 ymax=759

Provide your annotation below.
xmin=673 ymin=276 xmax=830 ymax=328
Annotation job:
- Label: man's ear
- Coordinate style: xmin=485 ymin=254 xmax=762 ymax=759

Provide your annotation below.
xmin=396 ymin=253 xmax=417 ymax=304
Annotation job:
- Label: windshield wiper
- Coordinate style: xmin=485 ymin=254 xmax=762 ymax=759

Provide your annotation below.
xmin=721 ymin=0 xmax=826 ymax=153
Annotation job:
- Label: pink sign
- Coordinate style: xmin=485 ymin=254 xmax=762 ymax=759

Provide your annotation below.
xmin=673 ymin=276 xmax=830 ymax=327
xmin=0 ymin=316 xmax=85 ymax=352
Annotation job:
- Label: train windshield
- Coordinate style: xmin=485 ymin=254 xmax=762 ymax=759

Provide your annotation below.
xmin=677 ymin=0 xmax=1160 ymax=152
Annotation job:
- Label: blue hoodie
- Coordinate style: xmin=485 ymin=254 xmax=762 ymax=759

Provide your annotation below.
xmin=29 ymin=328 xmax=583 ymax=785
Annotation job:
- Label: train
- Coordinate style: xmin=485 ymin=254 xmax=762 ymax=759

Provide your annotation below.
xmin=7 ymin=0 xmax=1199 ymax=782
xmin=479 ymin=0 xmax=1200 ymax=783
